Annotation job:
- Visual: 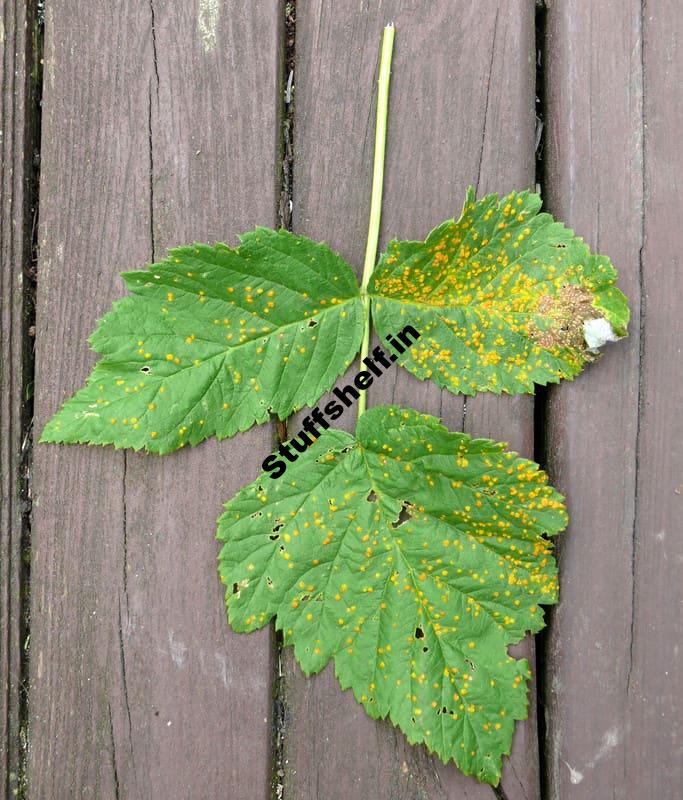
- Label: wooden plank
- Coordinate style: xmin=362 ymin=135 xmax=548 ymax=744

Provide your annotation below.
xmin=545 ymin=1 xmax=683 ymax=796
xmin=285 ymin=2 xmax=539 ymax=797
xmin=0 ymin=1 xmax=38 ymax=795
xmin=631 ymin=4 xmax=683 ymax=793
xmin=541 ymin=0 xmax=667 ymax=796
xmin=30 ymin=2 xmax=280 ymax=797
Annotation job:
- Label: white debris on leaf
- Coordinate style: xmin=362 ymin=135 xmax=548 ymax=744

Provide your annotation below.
xmin=583 ymin=317 xmax=620 ymax=352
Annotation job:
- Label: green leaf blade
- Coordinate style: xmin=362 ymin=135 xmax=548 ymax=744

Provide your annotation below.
xmin=41 ymin=230 xmax=364 ymax=452
xmin=217 ymin=405 xmax=566 ymax=784
xmin=369 ymin=188 xmax=630 ymax=395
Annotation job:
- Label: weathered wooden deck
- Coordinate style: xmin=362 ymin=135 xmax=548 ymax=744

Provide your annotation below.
xmin=1 ymin=1 xmax=681 ymax=798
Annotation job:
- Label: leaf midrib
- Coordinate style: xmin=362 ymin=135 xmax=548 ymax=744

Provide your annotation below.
xmin=356 ymin=444 xmax=496 ymax=761
xmin=95 ymin=295 xmax=362 ymax=366
xmin=356 ymin=447 xmax=514 ymax=640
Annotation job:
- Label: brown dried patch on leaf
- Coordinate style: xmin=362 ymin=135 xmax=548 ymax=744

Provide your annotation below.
xmin=529 ymin=284 xmax=596 ymax=354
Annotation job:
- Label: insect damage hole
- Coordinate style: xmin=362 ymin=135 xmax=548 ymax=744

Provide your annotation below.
xmin=391 ymin=501 xmax=413 ymax=528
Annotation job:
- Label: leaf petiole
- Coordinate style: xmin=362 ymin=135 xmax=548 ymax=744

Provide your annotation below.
xmin=358 ymin=22 xmax=395 ymax=422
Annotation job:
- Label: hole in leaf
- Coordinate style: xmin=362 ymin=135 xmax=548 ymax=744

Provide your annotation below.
xmin=367 ymin=490 xmax=378 ymax=503
xmin=422 ymin=646 xmax=429 ymax=653
xmin=307 ymin=319 xmax=318 ymax=327
xmin=269 ymin=534 xmax=280 ymax=541
xmin=415 ymin=627 xmax=425 ymax=640
xmin=232 ymin=583 xmax=239 ymax=595
xmin=391 ymin=501 xmax=413 ymax=528
xmin=300 ymin=594 xmax=310 ymax=602
xmin=140 ymin=366 xmax=151 ymax=374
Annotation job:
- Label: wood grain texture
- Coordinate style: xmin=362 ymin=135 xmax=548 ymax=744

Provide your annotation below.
xmin=541 ymin=0 xmax=681 ymax=796
xmin=24 ymin=2 xmax=681 ymax=797
xmin=30 ymin=2 xmax=280 ymax=797
xmin=285 ymin=2 xmax=539 ymax=797
xmin=1 ymin=1 xmax=37 ymax=795
xmin=631 ymin=3 xmax=683 ymax=792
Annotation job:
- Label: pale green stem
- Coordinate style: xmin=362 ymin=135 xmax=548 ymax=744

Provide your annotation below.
xmin=357 ymin=22 xmax=395 ymax=422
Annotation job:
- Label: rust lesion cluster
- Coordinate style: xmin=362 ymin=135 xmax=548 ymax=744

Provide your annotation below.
xmin=528 ymin=283 xmax=596 ymax=355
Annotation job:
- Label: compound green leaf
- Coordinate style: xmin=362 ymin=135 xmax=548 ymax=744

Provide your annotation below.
xmin=369 ymin=188 xmax=629 ymax=395
xmin=217 ymin=405 xmax=566 ymax=784
xmin=41 ymin=229 xmax=364 ymax=453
